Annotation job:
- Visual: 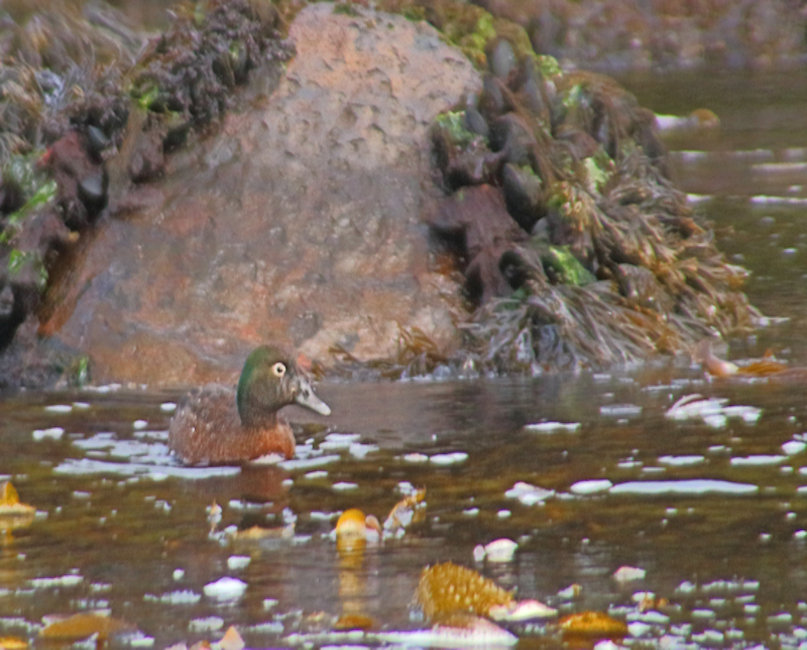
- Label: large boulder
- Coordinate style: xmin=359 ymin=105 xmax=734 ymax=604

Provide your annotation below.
xmin=40 ymin=4 xmax=480 ymax=386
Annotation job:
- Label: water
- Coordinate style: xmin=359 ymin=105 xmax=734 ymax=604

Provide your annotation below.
xmin=4 ymin=69 xmax=807 ymax=647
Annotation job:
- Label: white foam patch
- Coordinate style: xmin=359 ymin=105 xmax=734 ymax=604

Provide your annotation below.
xmin=144 ymin=589 xmax=201 ymax=604
xmin=570 ymin=479 xmax=613 ymax=495
xmin=32 ymin=427 xmax=65 ymax=441
xmin=429 ymin=452 xmax=468 ymax=466
xmin=203 ymin=577 xmax=247 ymax=601
xmin=505 ymin=481 xmax=555 ymax=505
xmin=54 ymin=458 xmax=240 ymax=480
xmin=610 ymin=479 xmax=758 ymax=496
xmin=730 ymin=455 xmax=786 ymax=466
xmin=279 ymin=454 xmax=341 ymax=471
xmin=522 ymin=421 xmax=581 ymax=434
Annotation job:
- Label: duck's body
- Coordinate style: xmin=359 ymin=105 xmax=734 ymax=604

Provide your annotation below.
xmin=168 ymin=345 xmax=330 ymax=465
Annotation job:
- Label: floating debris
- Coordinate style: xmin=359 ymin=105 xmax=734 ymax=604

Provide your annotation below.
xmin=416 ymin=562 xmax=514 ymax=620
xmin=202 ymin=577 xmax=247 ymax=602
xmin=383 ymin=488 xmax=426 ymax=536
xmin=429 ymin=452 xmax=469 ymax=466
xmin=489 ymin=599 xmax=558 ymax=622
xmin=31 ymin=426 xmax=64 ymax=441
xmin=0 ymin=482 xmax=36 ymax=518
xmin=143 ymin=590 xmax=201 ymax=605
xmin=39 ymin=612 xmax=134 ymax=643
xmin=226 ymin=555 xmax=251 ymax=571
xmin=334 ymin=614 xmax=375 ymax=631
xmin=522 ymin=421 xmax=581 ymax=434
xmin=473 ymin=538 xmax=518 ymax=563
xmin=613 ymin=566 xmax=647 ymax=583
xmin=29 ymin=574 xmax=83 ymax=589
xmin=570 ymin=479 xmax=613 ymax=495
xmin=730 ymin=455 xmax=786 ymax=466
xmin=318 ymin=432 xmax=362 ymax=450
xmin=658 ymin=455 xmax=705 ymax=466
xmin=378 ymin=617 xmax=517 ymax=647
xmin=558 ymin=611 xmax=628 ymax=641
xmin=783 ymin=440 xmax=807 ymax=455
xmin=665 ymin=393 xmax=761 ymax=426
xmin=188 ymin=616 xmax=224 ymax=633
xmin=505 ymin=481 xmax=555 ymax=506
xmin=44 ymin=404 xmax=72 ymax=414
xmin=610 ymin=479 xmax=758 ymax=496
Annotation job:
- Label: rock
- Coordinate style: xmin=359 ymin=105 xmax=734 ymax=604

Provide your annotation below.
xmin=41 ymin=3 xmax=480 ymax=386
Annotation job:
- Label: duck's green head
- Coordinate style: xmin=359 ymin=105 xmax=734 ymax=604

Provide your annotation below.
xmin=236 ymin=345 xmax=331 ymax=427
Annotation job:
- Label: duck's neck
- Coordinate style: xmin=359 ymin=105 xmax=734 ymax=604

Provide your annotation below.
xmin=240 ymin=409 xmax=279 ymax=430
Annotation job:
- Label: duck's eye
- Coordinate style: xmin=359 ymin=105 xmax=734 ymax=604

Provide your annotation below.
xmin=271 ymin=362 xmax=286 ymax=377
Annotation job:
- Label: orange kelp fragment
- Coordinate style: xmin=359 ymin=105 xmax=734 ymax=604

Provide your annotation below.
xmin=334 ymin=614 xmax=375 ymax=630
xmin=0 ymin=482 xmax=35 ymax=516
xmin=335 ymin=508 xmax=381 ymax=556
xmin=739 ymin=357 xmax=789 ymax=377
xmin=335 ymin=508 xmax=381 ymax=539
xmin=0 ymin=638 xmax=27 ymax=649
xmin=217 ymin=626 xmax=245 ymax=650
xmin=383 ymin=488 xmax=426 ymax=534
xmin=416 ymin=562 xmax=514 ymax=620
xmin=559 ymin=611 xmax=628 ymax=640
xmin=40 ymin=612 xmax=134 ymax=642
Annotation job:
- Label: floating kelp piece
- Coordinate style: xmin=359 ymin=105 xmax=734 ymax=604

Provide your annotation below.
xmin=40 ymin=612 xmax=135 ymax=643
xmin=334 ymin=614 xmax=375 ymax=631
xmin=0 ymin=481 xmax=35 ymax=518
xmin=382 ymin=487 xmax=426 ymax=535
xmin=416 ymin=562 xmax=514 ymax=620
xmin=558 ymin=611 xmax=628 ymax=640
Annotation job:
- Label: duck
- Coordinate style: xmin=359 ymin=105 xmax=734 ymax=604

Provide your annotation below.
xmin=168 ymin=345 xmax=331 ymax=465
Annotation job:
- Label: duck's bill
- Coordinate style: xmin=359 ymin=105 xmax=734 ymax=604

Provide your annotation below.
xmin=292 ymin=376 xmax=332 ymax=416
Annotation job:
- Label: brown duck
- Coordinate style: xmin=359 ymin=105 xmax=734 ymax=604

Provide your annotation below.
xmin=169 ymin=345 xmax=331 ymax=465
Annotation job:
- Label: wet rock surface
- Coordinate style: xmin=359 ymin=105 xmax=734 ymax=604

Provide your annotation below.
xmin=40 ymin=3 xmax=479 ymax=386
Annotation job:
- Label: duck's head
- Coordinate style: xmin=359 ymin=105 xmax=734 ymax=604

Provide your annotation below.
xmin=236 ymin=345 xmax=331 ymax=427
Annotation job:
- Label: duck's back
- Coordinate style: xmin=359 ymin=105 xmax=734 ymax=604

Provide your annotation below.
xmin=168 ymin=384 xmax=294 ymax=465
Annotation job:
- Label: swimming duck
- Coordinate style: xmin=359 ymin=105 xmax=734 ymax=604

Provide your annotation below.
xmin=169 ymin=345 xmax=331 ymax=465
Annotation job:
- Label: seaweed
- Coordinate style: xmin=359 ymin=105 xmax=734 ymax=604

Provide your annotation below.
xmin=424 ymin=3 xmax=759 ymax=373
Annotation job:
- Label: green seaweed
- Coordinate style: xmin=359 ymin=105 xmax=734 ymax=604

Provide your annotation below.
xmin=7 ymin=249 xmax=48 ymax=292
xmin=541 ymin=245 xmax=596 ymax=287
xmin=1 ymin=178 xmax=58 ymax=244
xmin=433 ymin=110 xmax=478 ymax=148
xmin=536 ymin=54 xmax=561 ymax=79
xmin=582 ymin=152 xmax=613 ymax=194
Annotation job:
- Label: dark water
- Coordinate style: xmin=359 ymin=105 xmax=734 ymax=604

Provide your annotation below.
xmin=4 ymin=70 xmax=807 ymax=648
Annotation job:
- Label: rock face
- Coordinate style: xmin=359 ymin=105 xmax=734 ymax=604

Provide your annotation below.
xmin=41 ymin=4 xmax=480 ymax=386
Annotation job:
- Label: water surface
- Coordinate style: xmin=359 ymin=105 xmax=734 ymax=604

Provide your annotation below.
xmin=4 ymin=69 xmax=807 ymax=648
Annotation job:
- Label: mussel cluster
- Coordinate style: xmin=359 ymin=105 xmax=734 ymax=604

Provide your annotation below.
xmin=427 ymin=40 xmax=758 ymax=373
